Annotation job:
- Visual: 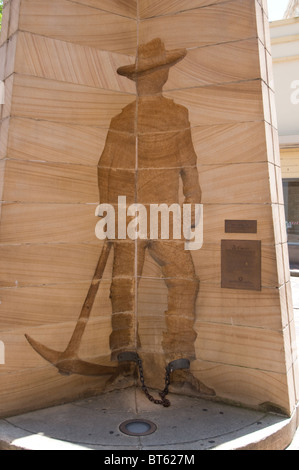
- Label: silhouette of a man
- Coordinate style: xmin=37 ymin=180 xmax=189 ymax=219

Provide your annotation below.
xmin=98 ymin=39 xmax=204 ymax=384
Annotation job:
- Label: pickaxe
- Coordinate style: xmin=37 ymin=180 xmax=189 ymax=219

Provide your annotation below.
xmin=25 ymin=242 xmax=118 ymax=377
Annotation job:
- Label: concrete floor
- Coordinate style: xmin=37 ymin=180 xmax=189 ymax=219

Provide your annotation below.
xmin=0 ymin=387 xmax=291 ymax=451
xmin=0 ymin=278 xmax=298 ymax=451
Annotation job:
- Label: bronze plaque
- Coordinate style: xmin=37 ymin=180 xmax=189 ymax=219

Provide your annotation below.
xmin=221 ymin=240 xmax=261 ymax=291
xmin=225 ymin=220 xmax=257 ymax=234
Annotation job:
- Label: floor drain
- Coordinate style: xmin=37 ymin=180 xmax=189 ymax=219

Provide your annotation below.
xmin=119 ymin=419 xmax=157 ymax=437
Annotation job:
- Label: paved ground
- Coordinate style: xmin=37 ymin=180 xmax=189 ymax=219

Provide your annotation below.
xmin=0 ymin=387 xmax=291 ymax=451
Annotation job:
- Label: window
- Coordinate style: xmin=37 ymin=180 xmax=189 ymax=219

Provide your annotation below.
xmin=283 ymin=179 xmax=299 ymax=268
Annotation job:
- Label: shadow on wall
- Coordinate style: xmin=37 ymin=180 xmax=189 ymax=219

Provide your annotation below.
xmin=25 ymin=38 xmax=215 ymax=400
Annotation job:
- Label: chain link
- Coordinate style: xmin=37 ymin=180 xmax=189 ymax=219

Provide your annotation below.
xmin=137 ymin=358 xmax=171 ymax=408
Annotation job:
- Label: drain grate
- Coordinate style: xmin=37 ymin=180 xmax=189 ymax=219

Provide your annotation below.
xmin=119 ymin=419 xmax=157 ymax=437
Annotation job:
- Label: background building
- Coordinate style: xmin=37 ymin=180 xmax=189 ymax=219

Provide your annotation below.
xmin=270 ymin=1 xmax=299 ymax=268
xmin=284 ymin=0 xmax=299 ymax=19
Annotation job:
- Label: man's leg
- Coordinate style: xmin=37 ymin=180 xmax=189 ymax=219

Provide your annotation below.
xmin=148 ymin=241 xmax=199 ymax=362
xmin=147 ymin=241 xmax=215 ymax=396
xmin=109 ymin=241 xmax=146 ymax=361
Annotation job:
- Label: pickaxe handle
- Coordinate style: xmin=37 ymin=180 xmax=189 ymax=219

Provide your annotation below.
xmin=63 ymin=241 xmax=112 ymax=358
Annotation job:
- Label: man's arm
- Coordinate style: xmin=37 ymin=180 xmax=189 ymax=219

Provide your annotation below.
xmin=98 ymin=130 xmax=115 ymax=204
xmin=179 ymin=127 xmax=202 ymax=205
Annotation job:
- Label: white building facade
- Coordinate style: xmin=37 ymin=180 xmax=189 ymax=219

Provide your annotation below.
xmin=270 ymin=8 xmax=299 ymax=267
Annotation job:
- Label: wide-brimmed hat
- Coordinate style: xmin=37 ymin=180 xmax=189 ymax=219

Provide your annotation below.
xmin=117 ymin=38 xmax=187 ymax=80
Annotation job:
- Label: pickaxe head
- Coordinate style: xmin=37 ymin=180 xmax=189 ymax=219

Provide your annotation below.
xmin=25 ymin=335 xmax=117 ymax=377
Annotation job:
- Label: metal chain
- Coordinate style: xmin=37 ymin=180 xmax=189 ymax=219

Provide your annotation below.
xmin=137 ymin=357 xmax=171 ymax=408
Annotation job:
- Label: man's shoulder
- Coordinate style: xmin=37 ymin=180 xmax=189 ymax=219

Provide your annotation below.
xmin=109 ymin=97 xmax=190 ymax=132
xmin=110 ymin=101 xmax=136 ymax=133
xmin=161 ymin=97 xmax=190 ymax=126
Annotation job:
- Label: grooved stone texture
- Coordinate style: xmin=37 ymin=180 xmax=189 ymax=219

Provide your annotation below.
xmin=0 ymin=0 xmax=297 ymax=419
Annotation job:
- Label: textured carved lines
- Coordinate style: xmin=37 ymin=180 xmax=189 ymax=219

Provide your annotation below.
xmin=16 ymin=32 xmax=135 ymax=94
xmin=19 ymin=0 xmax=137 ymax=55
xmin=139 ymin=0 xmax=257 ymax=50
xmin=11 ymin=75 xmax=134 ymax=127
xmin=70 ymin=0 xmax=137 ymax=19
